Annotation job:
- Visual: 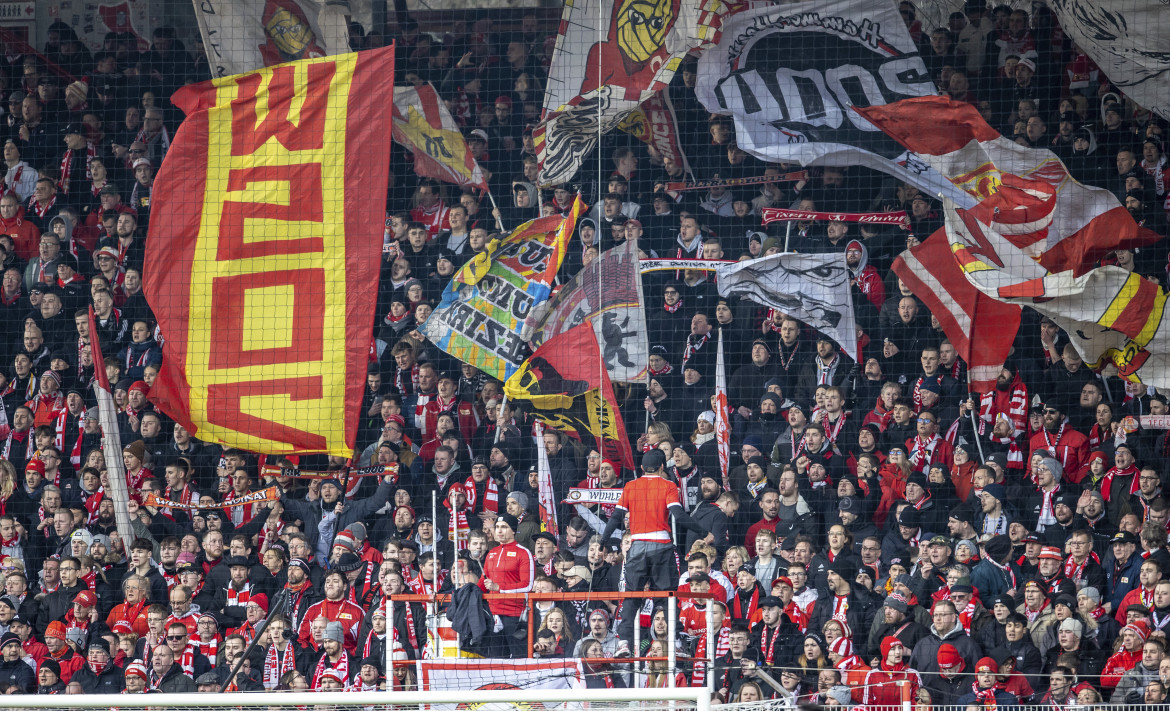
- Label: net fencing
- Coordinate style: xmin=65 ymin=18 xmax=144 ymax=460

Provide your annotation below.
xmin=0 ymin=0 xmax=1168 ymax=702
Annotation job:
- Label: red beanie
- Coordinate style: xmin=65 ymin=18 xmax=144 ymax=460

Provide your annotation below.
xmin=937 ymin=643 xmax=964 ymax=671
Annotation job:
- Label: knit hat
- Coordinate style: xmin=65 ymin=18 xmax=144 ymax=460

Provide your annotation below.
xmin=320 ymin=668 xmax=346 ymax=684
xmin=123 ymin=440 xmax=146 ymax=462
xmin=1124 ymin=620 xmax=1150 ymax=642
xmin=45 ymin=621 xmax=67 ymax=640
xmin=128 ymin=380 xmax=149 ymax=395
xmin=112 ymin=620 xmax=133 ymax=635
xmin=975 ymin=657 xmax=998 ymax=674
xmin=39 ymin=658 xmax=61 ymax=678
xmin=124 ymin=660 xmax=149 ymax=681
xmin=883 ymin=593 xmax=910 ymax=613
xmin=829 ymin=637 xmax=853 ymax=658
xmin=1038 ymin=546 xmax=1064 ymax=561
xmin=24 ymin=459 xmax=45 ymax=476
xmin=70 ymin=529 xmax=93 ymax=549
xmin=346 ymin=522 xmax=368 ymax=542
xmin=507 ymin=491 xmax=529 ymax=510
xmin=323 ymin=621 xmax=344 ymax=643
xmin=248 ymin=593 xmax=269 ymax=613
xmin=65 ymin=81 xmax=88 ymax=100
xmin=332 ymin=530 xmax=357 ymax=552
xmin=335 ymin=552 xmax=363 ymax=573
xmin=1078 ymin=587 xmax=1102 ymax=605
xmin=937 ymin=643 xmax=964 ymax=671
xmin=1059 ymin=618 xmax=1084 ymax=636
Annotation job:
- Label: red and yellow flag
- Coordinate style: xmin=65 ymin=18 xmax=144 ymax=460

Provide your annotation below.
xmin=144 ymin=47 xmax=394 ymax=456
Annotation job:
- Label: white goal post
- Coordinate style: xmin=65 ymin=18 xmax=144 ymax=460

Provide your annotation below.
xmin=0 ymin=688 xmax=711 ymax=710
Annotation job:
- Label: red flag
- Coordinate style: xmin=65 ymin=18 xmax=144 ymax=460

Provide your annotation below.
xmin=714 ymin=329 xmax=731 ymax=489
xmin=504 ymin=323 xmax=636 ymax=471
xmin=857 ymin=97 xmax=1159 ymax=276
xmin=892 ymin=230 xmax=1022 ymax=393
xmin=143 ymin=48 xmax=394 ymax=456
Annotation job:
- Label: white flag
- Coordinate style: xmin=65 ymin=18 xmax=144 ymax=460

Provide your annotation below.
xmin=192 ymin=0 xmax=350 ymax=77
xmin=416 ymin=658 xmax=583 ymax=703
xmin=717 ymin=253 xmax=858 ymax=359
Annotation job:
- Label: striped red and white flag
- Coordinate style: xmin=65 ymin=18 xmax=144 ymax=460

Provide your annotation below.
xmin=858 ymin=96 xmax=1159 ymax=276
xmin=714 ymin=329 xmax=731 ymax=490
xmin=892 ymin=229 xmax=1021 ymax=393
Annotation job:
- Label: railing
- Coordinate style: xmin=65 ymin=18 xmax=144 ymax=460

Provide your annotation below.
xmin=388 ymin=589 xmax=717 ymax=690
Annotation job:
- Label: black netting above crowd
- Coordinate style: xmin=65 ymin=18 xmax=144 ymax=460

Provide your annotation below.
xmin=0 ymin=2 xmax=1167 ymax=706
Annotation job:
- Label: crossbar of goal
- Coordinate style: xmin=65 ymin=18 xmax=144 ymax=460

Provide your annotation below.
xmin=0 ymin=688 xmax=710 ymax=710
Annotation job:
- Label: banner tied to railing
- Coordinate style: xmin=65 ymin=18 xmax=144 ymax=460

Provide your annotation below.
xmin=760 ymin=208 xmax=910 ymax=226
xmin=144 ymin=486 xmax=281 ymax=511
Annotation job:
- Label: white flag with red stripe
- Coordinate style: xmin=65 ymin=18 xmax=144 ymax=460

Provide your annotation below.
xmin=892 ymin=229 xmax=1022 ymax=393
xmin=857 ymin=96 xmax=1159 ymax=276
xmin=533 ymin=422 xmax=559 ymax=540
xmin=714 ymin=329 xmax=730 ymax=489
xmin=944 ymin=191 xmax=1170 ymax=388
xmin=392 ymin=84 xmax=488 ymax=191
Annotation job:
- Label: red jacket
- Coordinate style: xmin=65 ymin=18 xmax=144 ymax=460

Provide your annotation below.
xmin=298 ymin=597 xmax=365 ymax=654
xmin=1029 ymin=425 xmax=1091 ymax=483
xmin=0 ymin=212 xmax=38 ymax=260
xmin=482 ymin=540 xmax=534 ymax=617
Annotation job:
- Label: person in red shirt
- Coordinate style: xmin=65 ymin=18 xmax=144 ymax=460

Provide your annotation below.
xmin=482 ymin=513 xmax=534 ymax=658
xmin=601 ymin=449 xmax=711 ymax=655
xmin=1029 ymin=402 xmax=1090 ymax=483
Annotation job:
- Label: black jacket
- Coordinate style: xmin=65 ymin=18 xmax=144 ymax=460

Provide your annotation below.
xmin=72 ymin=660 xmax=125 ymax=693
xmin=0 ymin=657 xmax=33 ymax=693
xmin=446 ymin=583 xmax=494 ymax=654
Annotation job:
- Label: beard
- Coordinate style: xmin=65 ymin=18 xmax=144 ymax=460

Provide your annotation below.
xmin=995 ymin=377 xmax=1011 ymax=391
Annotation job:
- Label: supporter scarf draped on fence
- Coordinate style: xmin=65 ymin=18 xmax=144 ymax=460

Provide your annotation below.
xmin=943 ymin=193 xmax=1170 ymax=388
xmin=503 ymin=323 xmax=636 ymax=471
xmin=422 ymin=198 xmax=582 ymax=382
xmin=144 ymin=47 xmax=395 ymax=457
xmin=856 ymin=96 xmax=1161 ymax=275
xmin=694 ymin=0 xmax=973 ymax=208
xmin=715 ymin=252 xmax=858 ymax=359
xmin=392 ymin=83 xmax=489 ymax=192
xmin=535 ymin=0 xmax=728 ymax=186
xmin=523 ymin=240 xmax=648 ymax=384
xmin=192 ymin=0 xmax=351 ymax=77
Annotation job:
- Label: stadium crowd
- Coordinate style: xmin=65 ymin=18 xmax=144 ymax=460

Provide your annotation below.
xmin=0 ymin=0 xmax=1166 ymax=706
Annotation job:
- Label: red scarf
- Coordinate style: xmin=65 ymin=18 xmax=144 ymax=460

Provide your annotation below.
xmin=1063 ymin=552 xmax=1100 ymax=582
xmin=82 ymin=487 xmax=104 ymax=524
xmin=972 ymin=681 xmax=999 ymax=706
xmin=176 ymin=645 xmax=195 ymax=676
xmin=909 ymin=434 xmax=940 ymax=471
xmin=312 ymin=651 xmax=348 ymax=689
xmin=264 ymin=640 xmax=296 ymax=690
xmin=664 ymin=298 xmax=681 ymax=314
xmin=28 ymin=194 xmax=55 ymax=218
xmin=225 ymin=583 xmax=251 ymax=609
xmin=1101 ymin=464 xmax=1141 ymax=499
xmin=464 ymin=475 xmax=499 ymax=514
xmin=1024 ymin=598 xmax=1049 ymax=623
xmin=58 ymin=143 xmax=96 ymax=194
xmin=393 ymin=600 xmax=419 ymax=651
xmin=821 ymin=411 xmax=848 ymax=443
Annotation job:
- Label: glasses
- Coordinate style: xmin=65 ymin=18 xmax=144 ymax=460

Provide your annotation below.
xmin=1043 ymin=408 xmax=1060 ymax=415
xmin=916 ymin=418 xmax=935 ymax=424
xmin=128 ymin=149 xmax=145 ymax=154
xmin=166 ymin=634 xmax=187 ymax=641
xmin=59 ymin=566 xmax=77 ymax=572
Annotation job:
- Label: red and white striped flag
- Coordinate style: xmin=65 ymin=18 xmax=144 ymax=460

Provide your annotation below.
xmin=858 ymin=96 xmax=1159 ymax=276
xmin=714 ymin=329 xmax=730 ymax=490
xmin=892 ymin=229 xmax=1021 ymax=393
xmin=533 ymin=422 xmax=559 ymax=539
xmin=392 ymin=83 xmax=488 ymax=192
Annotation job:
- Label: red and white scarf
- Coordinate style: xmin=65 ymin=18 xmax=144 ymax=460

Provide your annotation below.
xmin=27 ymin=193 xmax=56 ymax=218
xmin=264 ymin=640 xmax=296 ymax=689
xmin=392 ymin=600 xmax=419 ymax=652
xmin=908 ymin=434 xmax=940 ymax=471
xmin=82 ymin=487 xmax=104 ymax=524
xmin=312 ymin=652 xmax=348 ymax=689
xmin=58 ymin=143 xmax=96 ymax=194
xmin=1064 ymin=552 xmax=1100 ymax=583
xmin=225 ymin=582 xmax=251 ymax=609
xmin=815 ymin=354 xmax=839 ymax=385
xmin=52 ymin=408 xmax=84 ymax=468
xmin=464 ymin=475 xmax=499 ymax=514
xmin=2 ymin=430 xmax=33 ymax=462
xmin=821 ymin=411 xmax=848 ymax=443
xmin=682 ymin=333 xmax=709 ymax=369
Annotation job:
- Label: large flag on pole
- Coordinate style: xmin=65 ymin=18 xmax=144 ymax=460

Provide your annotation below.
xmin=504 ymin=323 xmax=636 ymax=471
xmin=694 ymin=0 xmax=974 ymax=208
xmin=944 ymin=194 xmax=1170 ymax=388
xmin=144 ymin=47 xmax=396 ymax=457
xmin=423 ymin=198 xmax=582 ymax=382
xmin=857 ymin=96 xmax=1160 ymax=275
xmin=191 ymin=0 xmax=351 ymax=78
xmin=523 ymin=240 xmax=648 ymax=384
xmin=716 ymin=253 xmax=859 ymax=359
xmin=392 ymin=84 xmax=489 ymax=192
xmin=714 ymin=328 xmax=730 ymax=490
xmin=535 ymin=0 xmax=728 ymax=185
xmin=87 ymin=306 xmax=137 ymax=546
xmin=892 ymin=230 xmax=1022 ymax=392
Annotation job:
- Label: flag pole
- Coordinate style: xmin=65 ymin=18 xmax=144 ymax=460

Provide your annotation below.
xmin=965 ymin=370 xmax=987 ymax=463
xmin=486 ymin=191 xmax=505 ymax=233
